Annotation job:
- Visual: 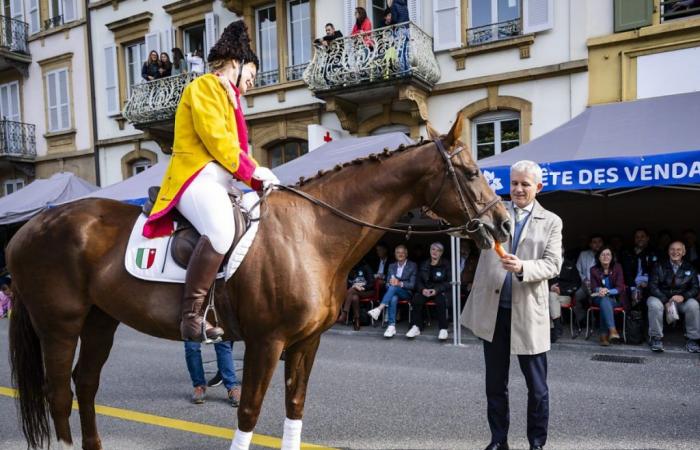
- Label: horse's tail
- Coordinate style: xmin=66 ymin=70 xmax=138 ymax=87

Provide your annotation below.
xmin=9 ymin=291 xmax=50 ymax=449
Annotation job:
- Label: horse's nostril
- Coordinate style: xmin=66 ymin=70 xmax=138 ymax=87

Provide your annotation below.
xmin=501 ymin=220 xmax=512 ymax=236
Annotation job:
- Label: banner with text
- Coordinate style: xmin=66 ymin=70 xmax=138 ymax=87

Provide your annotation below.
xmin=481 ymin=150 xmax=700 ymax=195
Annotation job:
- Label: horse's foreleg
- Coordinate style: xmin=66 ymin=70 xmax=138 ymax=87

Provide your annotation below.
xmin=72 ymin=307 xmax=120 ymax=450
xmin=230 ymin=339 xmax=285 ymax=450
xmin=281 ymin=333 xmax=322 ymax=450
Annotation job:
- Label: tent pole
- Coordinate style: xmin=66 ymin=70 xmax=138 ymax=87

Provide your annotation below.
xmin=451 ymin=236 xmax=458 ymax=346
xmin=456 ymin=238 xmax=462 ymax=346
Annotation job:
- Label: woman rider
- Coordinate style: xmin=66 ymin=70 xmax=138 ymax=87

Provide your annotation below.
xmin=143 ymin=21 xmax=279 ymax=342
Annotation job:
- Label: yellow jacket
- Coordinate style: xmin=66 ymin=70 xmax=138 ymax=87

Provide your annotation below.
xmin=144 ymin=73 xmax=259 ymax=238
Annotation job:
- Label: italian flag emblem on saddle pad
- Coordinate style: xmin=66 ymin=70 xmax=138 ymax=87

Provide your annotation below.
xmin=135 ymin=248 xmax=156 ymax=269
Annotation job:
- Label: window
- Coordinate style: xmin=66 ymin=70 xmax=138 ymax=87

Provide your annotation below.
xmin=267 ymin=140 xmax=308 ymax=168
xmin=661 ymin=0 xmax=700 ymax=22
xmin=472 ymin=110 xmax=520 ymax=160
xmin=468 ymin=0 xmax=521 ymax=45
xmin=256 ymin=4 xmax=279 ymax=86
xmin=47 ymin=0 xmax=76 ymax=27
xmin=0 ymin=81 xmax=20 ymax=122
xmin=287 ymin=0 xmax=311 ymax=76
xmin=125 ymin=41 xmax=146 ymax=96
xmin=183 ymin=24 xmax=206 ymax=62
xmin=4 ymin=178 xmax=24 ymax=196
xmin=131 ymin=158 xmax=152 ymax=176
xmin=372 ymin=0 xmax=388 ymax=28
xmin=46 ymin=68 xmax=71 ymax=132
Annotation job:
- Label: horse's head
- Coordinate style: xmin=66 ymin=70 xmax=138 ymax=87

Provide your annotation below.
xmin=424 ymin=114 xmax=511 ymax=250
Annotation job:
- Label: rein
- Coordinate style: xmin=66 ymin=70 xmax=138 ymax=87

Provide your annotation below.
xmin=266 ymin=139 xmax=501 ymax=238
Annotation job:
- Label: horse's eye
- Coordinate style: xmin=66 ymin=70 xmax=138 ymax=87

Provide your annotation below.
xmin=465 ymin=169 xmax=480 ymax=180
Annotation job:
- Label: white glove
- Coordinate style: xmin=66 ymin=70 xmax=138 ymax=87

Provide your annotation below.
xmin=252 ymin=166 xmax=280 ymax=188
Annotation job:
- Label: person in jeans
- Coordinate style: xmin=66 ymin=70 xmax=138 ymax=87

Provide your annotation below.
xmin=589 ymin=247 xmax=627 ymax=346
xmin=573 ymin=235 xmax=605 ymax=332
xmin=367 ymin=244 xmax=417 ymax=338
xmin=406 ymin=242 xmax=450 ymax=341
xmin=647 ymin=241 xmax=700 ymax=353
xmin=184 ymin=340 xmax=241 ymax=406
xmin=548 ymin=250 xmax=580 ymax=342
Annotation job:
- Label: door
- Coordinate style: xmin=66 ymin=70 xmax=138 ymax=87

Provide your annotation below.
xmin=0 ymin=81 xmax=21 ymax=153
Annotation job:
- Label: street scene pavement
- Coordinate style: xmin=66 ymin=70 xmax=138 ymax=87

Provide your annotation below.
xmin=1 ymin=319 xmax=699 ymax=450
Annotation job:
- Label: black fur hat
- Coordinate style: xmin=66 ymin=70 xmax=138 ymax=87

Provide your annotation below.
xmin=208 ymin=20 xmax=259 ymax=69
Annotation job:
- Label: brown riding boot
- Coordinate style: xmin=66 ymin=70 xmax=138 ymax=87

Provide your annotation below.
xmin=181 ymin=236 xmax=225 ymax=342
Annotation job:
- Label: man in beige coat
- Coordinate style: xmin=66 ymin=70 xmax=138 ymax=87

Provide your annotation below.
xmin=462 ymin=160 xmax=562 ymax=450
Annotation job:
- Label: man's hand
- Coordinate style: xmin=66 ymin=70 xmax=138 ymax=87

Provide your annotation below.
xmin=501 ymin=253 xmax=523 ymax=274
xmin=550 ymin=283 xmax=560 ymax=294
xmin=389 ymin=277 xmax=401 ymax=287
xmin=671 ymin=295 xmax=684 ymax=303
xmin=352 ymin=283 xmax=365 ymax=291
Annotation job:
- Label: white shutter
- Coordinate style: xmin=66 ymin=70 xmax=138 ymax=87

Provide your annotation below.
xmin=10 ymin=0 xmax=23 ymax=22
xmin=145 ymin=32 xmax=161 ymax=57
xmin=29 ymin=0 xmax=39 ymax=34
xmin=408 ymin=0 xmax=422 ymax=27
xmin=58 ymin=69 xmax=70 ymax=130
xmin=47 ymin=72 xmax=58 ymax=131
xmin=205 ymin=12 xmax=219 ymax=60
xmin=344 ymin=0 xmax=357 ymax=35
xmin=162 ymin=28 xmax=174 ymax=59
xmin=104 ymin=46 xmax=119 ymax=115
xmin=523 ymin=0 xmax=553 ymax=34
xmin=9 ymin=82 xmax=20 ymax=122
xmin=62 ymin=0 xmax=77 ymax=22
xmin=433 ymin=0 xmax=461 ymax=51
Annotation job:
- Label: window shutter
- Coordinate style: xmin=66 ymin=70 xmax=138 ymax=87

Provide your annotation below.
xmin=162 ymin=28 xmax=174 ymax=59
xmin=344 ymin=0 xmax=357 ymax=35
xmin=614 ymin=0 xmax=652 ymax=32
xmin=145 ymin=32 xmax=160 ymax=57
xmin=62 ymin=0 xmax=77 ymax=22
xmin=205 ymin=12 xmax=219 ymax=60
xmin=59 ymin=69 xmax=70 ymax=130
xmin=523 ymin=0 xmax=553 ymax=34
xmin=29 ymin=0 xmax=39 ymax=34
xmin=433 ymin=0 xmax=461 ymax=51
xmin=408 ymin=0 xmax=422 ymax=27
xmin=10 ymin=0 xmax=22 ymax=22
xmin=9 ymin=82 xmax=20 ymax=122
xmin=47 ymin=72 xmax=58 ymax=131
xmin=104 ymin=46 xmax=119 ymax=115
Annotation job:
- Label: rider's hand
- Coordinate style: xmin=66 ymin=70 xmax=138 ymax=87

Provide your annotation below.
xmin=252 ymin=166 xmax=280 ymax=189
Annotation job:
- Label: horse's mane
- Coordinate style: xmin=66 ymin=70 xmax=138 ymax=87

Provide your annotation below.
xmin=294 ymin=138 xmax=427 ymax=187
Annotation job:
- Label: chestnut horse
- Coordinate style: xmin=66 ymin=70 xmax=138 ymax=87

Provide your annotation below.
xmin=8 ymin=117 xmax=510 ymax=449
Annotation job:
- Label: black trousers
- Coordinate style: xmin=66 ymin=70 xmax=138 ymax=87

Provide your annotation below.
xmin=410 ymin=292 xmax=448 ymax=330
xmin=483 ymin=307 xmax=549 ymax=447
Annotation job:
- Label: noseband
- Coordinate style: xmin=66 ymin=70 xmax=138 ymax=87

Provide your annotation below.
xmin=426 ymin=139 xmax=502 ymax=232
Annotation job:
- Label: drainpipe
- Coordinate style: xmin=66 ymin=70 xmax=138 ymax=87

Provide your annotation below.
xmin=86 ymin=0 xmax=101 ymax=186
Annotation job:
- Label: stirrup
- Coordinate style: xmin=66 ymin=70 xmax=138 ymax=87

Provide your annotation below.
xmin=202 ymin=288 xmax=222 ymax=345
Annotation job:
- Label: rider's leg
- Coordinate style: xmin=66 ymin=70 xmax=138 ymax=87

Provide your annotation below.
xmin=176 ymin=164 xmax=236 ymax=341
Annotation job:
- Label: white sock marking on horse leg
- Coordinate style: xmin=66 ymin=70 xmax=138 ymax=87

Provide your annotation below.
xmin=281 ymin=418 xmax=302 ymax=450
xmin=59 ymin=440 xmax=74 ymax=450
xmin=229 ymin=429 xmax=253 ymax=450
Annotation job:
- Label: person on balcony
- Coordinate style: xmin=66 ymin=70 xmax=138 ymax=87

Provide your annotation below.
xmin=351 ymin=7 xmax=374 ymax=50
xmin=187 ymin=48 xmax=205 ymax=74
xmin=314 ymin=23 xmax=343 ymax=48
xmin=143 ymin=20 xmax=279 ymax=346
xmin=142 ymin=50 xmax=160 ymax=81
xmin=158 ymin=52 xmax=173 ymax=78
xmin=171 ymin=48 xmax=187 ymax=75
xmin=589 ymin=246 xmax=627 ymax=346
xmin=388 ymin=0 xmax=410 ymax=24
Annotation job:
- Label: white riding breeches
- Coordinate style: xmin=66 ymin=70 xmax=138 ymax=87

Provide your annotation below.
xmin=176 ymin=162 xmax=237 ymax=254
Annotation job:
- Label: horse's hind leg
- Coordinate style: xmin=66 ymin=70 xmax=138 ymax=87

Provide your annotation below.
xmin=281 ymin=334 xmax=322 ymax=450
xmin=72 ymin=307 xmax=120 ymax=450
xmin=230 ymin=339 xmax=285 ymax=450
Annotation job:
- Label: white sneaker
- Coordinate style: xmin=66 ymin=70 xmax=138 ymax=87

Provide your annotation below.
xmin=438 ymin=329 xmax=448 ymax=341
xmin=367 ymin=307 xmax=381 ymax=321
xmin=383 ymin=325 xmax=396 ymax=338
xmin=405 ymin=325 xmax=420 ymax=338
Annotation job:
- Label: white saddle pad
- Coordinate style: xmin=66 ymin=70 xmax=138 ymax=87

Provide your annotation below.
xmin=124 ymin=192 xmax=261 ymax=283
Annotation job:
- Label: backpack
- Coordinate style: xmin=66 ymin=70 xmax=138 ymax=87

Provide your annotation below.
xmin=626 ymin=309 xmax=645 ymax=345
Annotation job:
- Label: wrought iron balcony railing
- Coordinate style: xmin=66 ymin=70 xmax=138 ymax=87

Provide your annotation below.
xmin=467 ymin=19 xmax=521 ymax=46
xmin=286 ymin=63 xmax=308 ymax=82
xmin=254 ymin=69 xmax=279 ymax=88
xmin=44 ymin=15 xmax=63 ymax=31
xmin=661 ymin=0 xmax=700 ymax=21
xmin=0 ymin=120 xmax=36 ymax=159
xmin=0 ymin=15 xmax=29 ymax=54
xmin=303 ymin=22 xmax=440 ymax=92
xmin=123 ymin=72 xmax=200 ymax=125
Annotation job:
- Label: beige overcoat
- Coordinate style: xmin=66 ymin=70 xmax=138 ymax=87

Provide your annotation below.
xmin=461 ymin=200 xmax=562 ymax=355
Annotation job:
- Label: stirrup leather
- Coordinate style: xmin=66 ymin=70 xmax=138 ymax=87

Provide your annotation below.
xmin=202 ymin=288 xmax=222 ymax=344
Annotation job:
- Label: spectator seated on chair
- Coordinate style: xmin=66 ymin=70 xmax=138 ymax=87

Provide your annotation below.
xmin=548 ymin=249 xmax=581 ymax=343
xmin=336 ymin=260 xmax=375 ymax=331
xmin=0 ymin=283 xmax=11 ymax=318
xmin=590 ymin=246 xmax=627 ymax=346
xmin=647 ymin=241 xmax=700 ymax=353
xmin=574 ymin=234 xmax=605 ymax=331
xmin=367 ymin=244 xmax=417 ymax=338
xmin=371 ymin=241 xmax=392 ymax=281
xmin=406 ymin=242 xmax=450 ymax=341
xmin=621 ymin=228 xmax=659 ymax=308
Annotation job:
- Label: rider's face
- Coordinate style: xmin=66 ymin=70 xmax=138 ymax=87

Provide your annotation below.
xmin=236 ymin=62 xmax=257 ymax=95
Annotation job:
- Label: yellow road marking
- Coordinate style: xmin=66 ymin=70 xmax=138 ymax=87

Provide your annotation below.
xmin=0 ymin=386 xmax=336 ymax=449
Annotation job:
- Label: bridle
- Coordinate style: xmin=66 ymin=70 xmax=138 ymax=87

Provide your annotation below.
xmin=273 ymin=138 xmax=502 ymax=238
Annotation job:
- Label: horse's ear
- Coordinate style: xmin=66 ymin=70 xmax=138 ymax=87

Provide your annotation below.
xmin=426 ymin=122 xmax=440 ymax=141
xmin=445 ymin=114 xmax=464 ymax=148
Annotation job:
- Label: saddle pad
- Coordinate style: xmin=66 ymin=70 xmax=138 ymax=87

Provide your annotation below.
xmin=125 ymin=192 xmax=261 ymax=283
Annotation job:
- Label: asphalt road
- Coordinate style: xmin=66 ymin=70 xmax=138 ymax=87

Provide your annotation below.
xmin=1 ymin=319 xmax=699 ymax=450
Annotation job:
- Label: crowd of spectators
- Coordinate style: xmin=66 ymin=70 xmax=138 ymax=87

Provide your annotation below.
xmin=141 ymin=47 xmax=204 ymax=83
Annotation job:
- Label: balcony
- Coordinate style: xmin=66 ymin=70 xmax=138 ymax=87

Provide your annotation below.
xmin=0 ymin=120 xmax=36 ymax=161
xmin=661 ymin=0 xmax=700 ymax=21
xmin=467 ymin=19 xmax=521 ymax=46
xmin=122 ymin=72 xmax=200 ymax=153
xmin=44 ymin=15 xmax=63 ymax=31
xmin=0 ymin=15 xmax=30 ymax=76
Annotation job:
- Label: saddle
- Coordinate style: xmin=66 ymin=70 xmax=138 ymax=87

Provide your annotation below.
xmin=141 ymin=186 xmax=250 ymax=269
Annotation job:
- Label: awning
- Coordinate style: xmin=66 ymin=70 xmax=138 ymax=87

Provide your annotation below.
xmin=477 ymin=92 xmax=700 ymax=195
xmin=0 ymin=172 xmax=98 ymax=225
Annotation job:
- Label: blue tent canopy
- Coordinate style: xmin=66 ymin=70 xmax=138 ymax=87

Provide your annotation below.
xmin=477 ymin=92 xmax=700 ymax=195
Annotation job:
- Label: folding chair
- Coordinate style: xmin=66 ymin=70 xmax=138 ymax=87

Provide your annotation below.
xmin=585 ymin=305 xmax=627 ymax=342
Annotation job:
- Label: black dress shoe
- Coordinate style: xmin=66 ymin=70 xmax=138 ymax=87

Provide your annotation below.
xmin=484 ymin=443 xmax=509 ymax=450
xmin=530 ymin=446 xmax=544 ymax=450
